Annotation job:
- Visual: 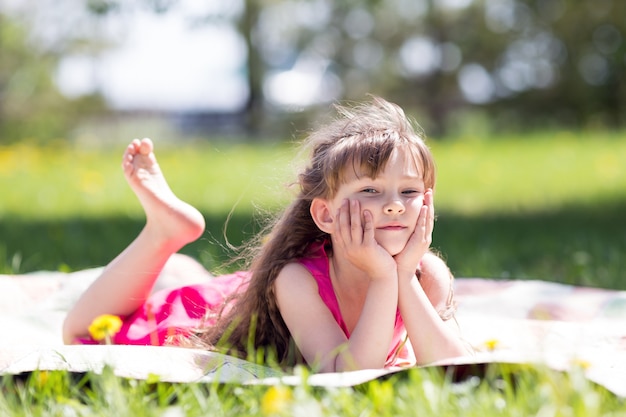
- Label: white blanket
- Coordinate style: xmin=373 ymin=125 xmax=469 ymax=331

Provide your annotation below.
xmin=1 ymin=268 xmax=625 ymax=396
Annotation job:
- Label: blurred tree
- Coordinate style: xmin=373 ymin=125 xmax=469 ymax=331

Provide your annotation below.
xmin=0 ymin=12 xmax=106 ymax=144
xmin=252 ymin=0 xmax=625 ymax=135
xmin=240 ymin=0 xmax=264 ymax=133
xmin=464 ymin=0 xmax=626 ymax=133
xmin=74 ymin=0 xmax=626 ymax=136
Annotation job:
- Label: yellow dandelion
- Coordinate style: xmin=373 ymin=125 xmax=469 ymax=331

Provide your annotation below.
xmin=88 ymin=314 xmax=123 ymax=344
xmin=571 ymin=358 xmax=591 ymax=370
xmin=528 ymin=306 xmax=553 ymax=320
xmin=261 ymin=386 xmax=292 ymax=415
xmin=79 ymin=170 xmax=104 ymax=195
xmin=33 ymin=370 xmax=49 ymax=389
xmin=483 ymin=338 xmax=500 ymax=352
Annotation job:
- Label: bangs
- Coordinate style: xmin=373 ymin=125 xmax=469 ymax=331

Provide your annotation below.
xmin=300 ymin=97 xmax=436 ymax=201
xmin=338 ymin=132 xmax=397 ymax=180
xmin=324 ymin=130 xmax=434 ymax=196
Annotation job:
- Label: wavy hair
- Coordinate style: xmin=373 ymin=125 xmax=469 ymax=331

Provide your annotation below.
xmin=199 ymin=97 xmax=436 ymax=366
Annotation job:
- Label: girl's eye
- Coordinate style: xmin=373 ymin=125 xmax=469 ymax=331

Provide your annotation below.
xmin=402 ymin=190 xmax=422 ymax=195
xmin=361 ymin=188 xmax=377 ymax=194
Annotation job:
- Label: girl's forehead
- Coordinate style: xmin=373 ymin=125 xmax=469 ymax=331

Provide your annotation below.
xmin=340 ymin=147 xmax=424 ymax=182
xmin=386 ymin=147 xmax=423 ymax=175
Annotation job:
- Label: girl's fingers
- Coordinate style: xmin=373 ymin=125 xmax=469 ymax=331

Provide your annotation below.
xmin=362 ymin=210 xmax=374 ymax=242
xmin=418 ymin=205 xmax=428 ymax=238
xmin=405 ymin=196 xmax=431 ymax=250
xmin=425 ymin=189 xmax=435 ymax=236
xmin=350 ymin=200 xmax=363 ymax=243
xmin=394 ymin=190 xmax=435 ymax=273
xmin=424 ymin=188 xmax=433 ymax=205
xmin=335 ymin=199 xmax=378 ymax=250
xmin=337 ymin=200 xmax=350 ymax=243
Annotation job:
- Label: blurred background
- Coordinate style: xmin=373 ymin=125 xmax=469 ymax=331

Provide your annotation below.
xmin=2 ymin=0 xmax=624 ymax=142
xmin=1 ymin=0 xmax=625 ymax=288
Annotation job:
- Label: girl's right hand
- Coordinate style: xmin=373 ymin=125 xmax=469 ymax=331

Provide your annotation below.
xmin=394 ymin=188 xmax=435 ymax=281
xmin=333 ymin=199 xmax=397 ymax=280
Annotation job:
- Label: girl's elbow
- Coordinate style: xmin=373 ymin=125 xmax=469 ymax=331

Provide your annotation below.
xmin=314 ymin=354 xmax=352 ymax=373
xmin=331 ymin=355 xmax=385 ymax=373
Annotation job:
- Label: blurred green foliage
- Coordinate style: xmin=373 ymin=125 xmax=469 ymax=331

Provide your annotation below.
xmin=1 ymin=136 xmax=624 ymax=289
xmin=0 ymin=12 xmax=106 ymax=144
xmin=1 ymin=1 xmax=625 ymax=290
xmin=4 ymin=1 xmax=626 ymax=142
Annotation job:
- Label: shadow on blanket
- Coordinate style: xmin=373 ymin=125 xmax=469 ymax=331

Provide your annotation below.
xmin=1 ymin=268 xmax=625 ymax=396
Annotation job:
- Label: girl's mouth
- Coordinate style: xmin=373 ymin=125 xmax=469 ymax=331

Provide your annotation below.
xmin=378 ymin=225 xmax=406 ymax=231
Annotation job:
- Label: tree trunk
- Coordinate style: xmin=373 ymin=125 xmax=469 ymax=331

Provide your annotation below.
xmin=240 ymin=0 xmax=264 ymax=136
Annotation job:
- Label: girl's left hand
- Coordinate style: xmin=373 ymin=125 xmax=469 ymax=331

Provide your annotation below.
xmin=394 ymin=189 xmax=435 ymax=280
xmin=334 ymin=199 xmax=397 ymax=279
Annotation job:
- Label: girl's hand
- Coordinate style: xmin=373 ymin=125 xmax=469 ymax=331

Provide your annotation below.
xmin=334 ymin=199 xmax=397 ymax=280
xmin=394 ymin=189 xmax=435 ymax=280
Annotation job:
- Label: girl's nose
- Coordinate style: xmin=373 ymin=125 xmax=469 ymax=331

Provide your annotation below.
xmin=384 ymin=199 xmax=405 ymax=214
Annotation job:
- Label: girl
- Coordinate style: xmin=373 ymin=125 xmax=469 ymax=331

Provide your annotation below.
xmin=63 ymin=97 xmax=470 ymax=372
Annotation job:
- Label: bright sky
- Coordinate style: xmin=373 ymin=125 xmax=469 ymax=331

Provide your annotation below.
xmin=9 ymin=0 xmax=493 ymax=111
xmin=55 ymin=5 xmax=249 ymax=112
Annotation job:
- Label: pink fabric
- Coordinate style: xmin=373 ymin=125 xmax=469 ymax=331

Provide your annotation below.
xmin=81 ymin=244 xmax=414 ymax=367
xmin=298 ymin=242 xmax=414 ymax=367
xmin=80 ymin=271 xmax=250 ymax=346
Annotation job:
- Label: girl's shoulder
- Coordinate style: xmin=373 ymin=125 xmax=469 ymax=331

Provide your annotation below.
xmin=274 ymin=262 xmax=321 ymax=307
xmin=275 ymin=262 xmax=317 ymax=288
xmin=274 ymin=241 xmax=332 ymax=306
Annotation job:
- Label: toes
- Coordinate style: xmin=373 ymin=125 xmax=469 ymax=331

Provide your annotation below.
xmin=123 ymin=140 xmax=140 ymax=159
xmin=139 ymin=138 xmax=153 ymax=155
xmin=122 ymin=138 xmax=155 ymax=175
xmin=122 ymin=146 xmax=134 ymax=168
xmin=130 ymin=138 xmax=141 ymax=151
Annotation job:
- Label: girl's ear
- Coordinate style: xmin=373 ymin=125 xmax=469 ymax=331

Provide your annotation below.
xmin=310 ymin=198 xmax=334 ymax=233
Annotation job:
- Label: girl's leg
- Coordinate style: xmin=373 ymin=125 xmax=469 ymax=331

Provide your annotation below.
xmin=154 ymin=253 xmax=215 ymax=291
xmin=62 ymin=138 xmax=206 ymax=344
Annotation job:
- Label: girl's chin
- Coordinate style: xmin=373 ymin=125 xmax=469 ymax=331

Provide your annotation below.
xmin=378 ymin=241 xmax=408 ymax=257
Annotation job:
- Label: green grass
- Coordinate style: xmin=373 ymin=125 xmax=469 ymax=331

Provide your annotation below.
xmin=430 ymin=131 xmax=626 ymax=288
xmin=1 ymin=364 xmax=624 ymax=416
xmin=432 ymin=130 xmax=626 ymax=214
xmin=0 ymin=140 xmax=295 ymax=219
xmin=1 ymin=131 xmax=625 ymax=287
xmin=1 ymin=132 xmax=626 ymax=413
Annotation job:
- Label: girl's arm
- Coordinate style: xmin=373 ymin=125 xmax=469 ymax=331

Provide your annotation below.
xmin=276 ymin=199 xmax=401 ymax=371
xmin=393 ymin=190 xmax=469 ymax=363
xmin=397 ymin=253 xmax=470 ymax=364
xmin=274 ymin=262 xmax=398 ymax=372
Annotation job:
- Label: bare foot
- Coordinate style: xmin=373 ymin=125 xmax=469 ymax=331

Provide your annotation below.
xmin=122 ymin=138 xmax=205 ymax=250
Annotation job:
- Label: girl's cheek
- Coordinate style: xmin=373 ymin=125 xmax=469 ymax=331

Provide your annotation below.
xmin=406 ymin=196 xmax=422 ymax=206
xmin=357 ymin=199 xmax=373 ymax=214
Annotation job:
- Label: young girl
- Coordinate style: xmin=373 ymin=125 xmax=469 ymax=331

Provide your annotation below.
xmin=63 ymin=97 xmax=470 ymax=372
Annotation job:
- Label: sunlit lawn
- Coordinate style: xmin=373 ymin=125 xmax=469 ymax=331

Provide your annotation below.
xmin=1 ymin=130 xmax=625 ymax=286
xmin=2 ymin=130 xmax=624 ymax=218
xmin=1 ymin=131 xmax=626 ymax=414
xmin=433 ymin=130 xmax=626 ymax=214
xmin=1 ymin=362 xmax=624 ymax=416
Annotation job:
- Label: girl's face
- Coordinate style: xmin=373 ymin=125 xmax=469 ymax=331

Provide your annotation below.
xmin=328 ymin=147 xmax=426 ymax=256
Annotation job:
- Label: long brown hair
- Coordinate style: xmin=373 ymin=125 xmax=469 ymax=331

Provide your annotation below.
xmin=200 ymin=96 xmax=436 ymax=366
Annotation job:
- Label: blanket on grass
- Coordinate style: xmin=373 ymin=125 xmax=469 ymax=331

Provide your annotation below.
xmin=1 ymin=268 xmax=625 ymax=396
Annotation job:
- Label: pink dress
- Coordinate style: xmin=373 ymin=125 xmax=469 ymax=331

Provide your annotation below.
xmin=299 ymin=242 xmax=415 ymax=367
xmin=82 ymin=243 xmax=415 ymax=367
xmin=80 ymin=271 xmax=250 ymax=346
